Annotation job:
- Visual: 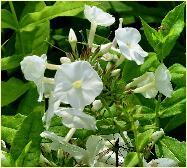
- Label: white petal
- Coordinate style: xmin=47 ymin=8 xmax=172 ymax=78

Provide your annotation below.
xmin=54 ymin=61 xmax=103 ymax=108
xmin=35 ymin=79 xmax=45 ymax=102
xmin=155 ymin=64 xmax=173 ymax=97
xmin=20 ymin=55 xmax=46 ymax=82
xmin=55 ymin=108 xmax=97 ymax=130
xmin=40 ymin=131 xmax=64 ymax=143
xmin=115 ymin=28 xmax=141 ymax=44
xmin=43 ymin=95 xmax=61 ymax=129
xmin=84 ymin=5 xmax=115 ymax=26
xmin=147 ymin=158 xmax=178 ymax=167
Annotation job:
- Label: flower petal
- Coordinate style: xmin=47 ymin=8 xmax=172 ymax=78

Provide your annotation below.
xmin=55 ymin=108 xmax=97 ymax=130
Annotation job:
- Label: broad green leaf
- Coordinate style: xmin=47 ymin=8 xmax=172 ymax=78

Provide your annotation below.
xmin=155 ymin=135 xmax=186 ymax=166
xmin=163 ymin=112 xmax=185 ymax=132
xmin=2 ymin=113 xmax=26 ymax=145
xmin=140 ymin=18 xmax=161 ymax=54
xmin=20 ymin=2 xmax=98 ymax=31
xmin=10 ymin=110 xmax=44 ymax=166
xmin=159 ymin=87 xmax=186 ymax=118
xmin=1 ymin=9 xmax=18 ymax=30
xmin=140 ymin=52 xmax=160 ymax=74
xmin=15 ymin=2 xmax=50 ymax=55
xmin=16 ymin=84 xmax=44 ymax=115
xmin=122 ymin=60 xmax=141 ymax=83
xmin=136 ymin=129 xmax=153 ymax=151
xmin=1 ymin=55 xmax=23 ymax=70
xmin=1 ymin=78 xmax=30 ymax=107
xmin=169 ymin=63 xmax=186 ymax=88
xmin=124 ymin=152 xmax=139 ymax=167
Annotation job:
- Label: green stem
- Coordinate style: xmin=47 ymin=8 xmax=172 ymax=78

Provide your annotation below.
xmin=126 ymin=110 xmax=143 ymax=166
xmin=9 ymin=1 xmax=25 ymax=55
xmin=155 ymin=93 xmax=162 ymax=129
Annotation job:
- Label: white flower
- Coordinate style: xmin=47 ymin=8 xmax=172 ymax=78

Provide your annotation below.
xmin=92 ymin=100 xmax=102 ymax=111
xmin=84 ymin=5 xmax=115 ymax=47
xmin=145 ymin=158 xmax=178 ymax=167
xmin=126 ymin=72 xmax=158 ymax=98
xmin=126 ymin=64 xmax=173 ymax=98
xmin=111 ymin=69 xmax=121 ymax=77
xmin=54 ymin=61 xmax=103 ymax=108
xmin=115 ymin=28 xmax=148 ymax=65
xmin=155 ymin=64 xmax=173 ymax=97
xmin=20 ymin=54 xmax=47 ymax=101
xmin=84 ymin=5 xmax=115 ymax=27
xmin=55 ymin=107 xmax=97 ymax=130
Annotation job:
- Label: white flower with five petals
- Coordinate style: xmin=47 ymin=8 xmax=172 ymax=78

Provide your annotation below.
xmin=115 ymin=28 xmax=148 ymax=65
xmin=54 ymin=61 xmax=103 ymax=109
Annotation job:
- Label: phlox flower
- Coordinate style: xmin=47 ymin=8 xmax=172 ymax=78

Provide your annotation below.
xmin=20 ymin=55 xmax=47 ymax=101
xmin=115 ymin=28 xmax=148 ymax=65
xmin=54 ymin=61 xmax=103 ymax=109
xmin=143 ymin=158 xmax=178 ymax=167
xmin=126 ymin=64 xmax=173 ymax=98
xmin=84 ymin=5 xmax=115 ymax=27
xmin=55 ymin=107 xmax=97 ymax=130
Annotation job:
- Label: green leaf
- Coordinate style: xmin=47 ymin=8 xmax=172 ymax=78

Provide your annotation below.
xmin=159 ymin=87 xmax=186 ymax=118
xmin=2 ymin=113 xmax=26 ymax=145
xmin=1 ymin=78 xmax=30 ymax=107
xmin=169 ymin=63 xmax=186 ymax=88
xmin=124 ymin=152 xmax=139 ymax=167
xmin=140 ymin=17 xmax=161 ymax=54
xmin=141 ymin=3 xmax=185 ymax=60
xmin=163 ymin=112 xmax=185 ymax=132
xmin=155 ymin=135 xmax=186 ymax=166
xmin=136 ymin=129 xmax=154 ymax=151
xmin=15 ymin=141 xmax=32 ymax=167
xmin=16 ymin=84 xmax=44 ymax=115
xmin=1 ymin=55 xmax=23 ymax=70
xmin=20 ymin=2 xmax=98 ymax=31
xmin=140 ymin=52 xmax=160 ymax=74
xmin=10 ymin=110 xmax=44 ymax=166
xmin=1 ymin=9 xmax=18 ymax=30
xmin=15 ymin=2 xmax=50 ymax=55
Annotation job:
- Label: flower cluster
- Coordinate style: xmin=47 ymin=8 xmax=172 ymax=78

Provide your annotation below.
xmin=20 ymin=4 xmax=175 ymax=167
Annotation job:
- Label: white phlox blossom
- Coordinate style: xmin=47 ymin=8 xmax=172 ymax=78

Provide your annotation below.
xmin=54 ymin=61 xmax=103 ymax=109
xmin=115 ymin=28 xmax=148 ymax=65
xmin=84 ymin=5 xmax=115 ymax=27
xmin=151 ymin=128 xmax=164 ymax=143
xmin=126 ymin=64 xmax=173 ymax=98
xmin=20 ymin=54 xmax=47 ymax=101
xmin=55 ymin=107 xmax=97 ymax=130
xmin=84 ymin=5 xmax=115 ymax=47
xmin=143 ymin=158 xmax=178 ymax=167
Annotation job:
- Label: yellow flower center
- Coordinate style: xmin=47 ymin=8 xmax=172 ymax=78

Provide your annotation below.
xmin=126 ymin=43 xmax=132 ymax=49
xmin=72 ymin=80 xmax=82 ymax=89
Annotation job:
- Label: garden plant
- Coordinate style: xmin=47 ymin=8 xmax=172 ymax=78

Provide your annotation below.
xmin=1 ymin=1 xmax=186 ymax=167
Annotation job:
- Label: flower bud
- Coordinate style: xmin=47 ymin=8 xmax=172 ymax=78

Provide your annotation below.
xmin=101 ymin=53 xmax=118 ymax=62
xmin=100 ymin=42 xmax=112 ymax=54
xmin=60 ymin=57 xmax=71 ymax=64
xmin=151 ymin=128 xmax=164 ymax=143
xmin=111 ymin=69 xmax=121 ymax=77
xmin=106 ymin=62 xmax=112 ymax=72
xmin=68 ymin=28 xmax=77 ymax=52
xmin=92 ymin=100 xmax=102 ymax=111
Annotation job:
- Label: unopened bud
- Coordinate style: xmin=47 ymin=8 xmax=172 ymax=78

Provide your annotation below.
xmin=68 ymin=28 xmax=77 ymax=52
xmin=100 ymin=43 xmax=112 ymax=54
xmin=151 ymin=128 xmax=164 ymax=143
xmin=92 ymin=100 xmax=102 ymax=111
xmin=101 ymin=53 xmax=118 ymax=62
xmin=111 ymin=69 xmax=121 ymax=77
xmin=106 ymin=62 xmax=112 ymax=72
xmin=60 ymin=57 xmax=71 ymax=64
